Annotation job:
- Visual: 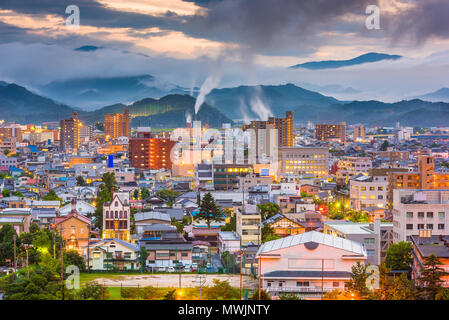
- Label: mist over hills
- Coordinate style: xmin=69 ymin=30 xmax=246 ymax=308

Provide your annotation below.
xmin=39 ymin=75 xmax=189 ymax=110
xmin=412 ymin=88 xmax=449 ymax=103
xmin=1 ymin=79 xmax=449 ymax=127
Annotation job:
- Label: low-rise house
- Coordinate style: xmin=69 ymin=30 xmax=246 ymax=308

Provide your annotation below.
xmin=54 ymin=199 xmax=92 ymax=255
xmin=60 ymin=200 xmax=95 ymax=216
xmin=262 ymin=213 xmax=306 ymax=238
xmin=218 ymin=231 xmax=240 ymax=255
xmin=0 ymin=216 xmax=27 ymax=234
xmin=0 ymin=208 xmax=32 ymax=232
xmin=139 ymin=231 xmax=193 ymax=270
xmin=257 ymin=231 xmax=367 ymax=299
xmin=31 ymin=208 xmax=57 ymax=229
xmin=85 ymin=238 xmax=140 ymax=271
xmin=153 ymin=207 xmax=184 ymax=221
xmin=134 ymin=211 xmax=172 ymax=235
xmin=324 ymin=219 xmax=394 ymax=265
xmin=410 ymin=234 xmax=449 ymax=287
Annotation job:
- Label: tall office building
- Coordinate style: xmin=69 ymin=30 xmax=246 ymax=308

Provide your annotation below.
xmin=129 ymin=128 xmax=176 ymax=170
xmin=278 ymin=147 xmax=329 ymax=178
xmin=315 ymin=122 xmax=346 ymax=142
xmin=60 ymin=112 xmax=81 ymax=151
xmin=105 ymin=109 xmax=131 ymax=140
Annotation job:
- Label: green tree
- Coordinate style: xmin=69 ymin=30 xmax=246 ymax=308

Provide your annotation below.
xmin=279 ymin=292 xmax=301 ymax=300
xmin=171 ymin=218 xmax=185 ymax=233
xmin=250 ymin=288 xmax=272 ymax=300
xmin=3 ymin=149 xmax=10 ymax=156
xmin=140 ymin=187 xmax=151 ymax=200
xmin=196 ymin=192 xmax=224 ymax=227
xmin=0 ymin=224 xmax=19 ymax=265
xmin=346 ymin=262 xmax=370 ymax=299
xmin=13 ymin=191 xmax=24 ymax=197
xmin=163 ymin=289 xmax=177 ymax=300
xmin=140 ymin=246 xmax=149 ymax=272
xmin=380 ymin=140 xmax=389 ymax=151
xmin=257 ymin=203 xmax=280 ymax=220
xmin=42 ymin=189 xmax=62 ymax=204
xmin=385 ymin=241 xmax=413 ymax=271
xmin=221 ymin=211 xmax=236 ymax=232
xmin=121 ymin=287 xmax=142 ymax=300
xmin=157 ymin=189 xmax=180 ymax=202
xmin=63 ymin=250 xmax=87 ymax=272
xmin=76 ymin=176 xmax=86 ymax=186
xmin=418 ymin=254 xmax=449 ymax=300
xmin=204 ymin=279 xmax=240 ymax=300
xmin=94 ymin=172 xmax=118 ymax=230
xmin=2 ymin=189 xmax=10 ymax=197
xmin=221 ymin=251 xmax=237 ymax=272
xmin=78 ymin=283 xmax=110 ymax=300
xmin=142 ymin=286 xmax=159 ymax=300
xmin=261 ymin=224 xmax=280 ymax=243
xmin=384 ymin=273 xmax=415 ymax=300
xmin=133 ymin=189 xmax=139 ymax=200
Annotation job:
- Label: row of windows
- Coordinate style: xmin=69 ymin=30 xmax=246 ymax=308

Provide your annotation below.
xmin=105 ymin=220 xmax=128 ymax=229
xmin=406 ymin=223 xmax=445 ymax=230
xmin=105 ymin=210 xmax=128 ymax=219
xmin=360 ymin=195 xmax=384 ymax=200
xmin=406 ymin=212 xmax=445 ymax=219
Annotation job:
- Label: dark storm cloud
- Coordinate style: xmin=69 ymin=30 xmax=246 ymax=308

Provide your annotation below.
xmin=0 ymin=0 xmax=184 ymax=29
xmin=182 ymin=0 xmax=377 ymax=52
xmin=382 ymin=0 xmax=449 ymax=46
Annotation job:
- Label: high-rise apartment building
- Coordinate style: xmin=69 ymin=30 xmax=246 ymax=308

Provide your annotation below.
xmin=129 ymin=128 xmax=175 ymax=170
xmin=105 ymin=109 xmax=131 ymax=140
xmin=59 ymin=112 xmax=81 ymax=151
xmin=315 ymin=122 xmax=346 ymax=142
xmin=353 ymin=125 xmax=365 ymax=141
xmin=243 ymin=111 xmax=294 ymax=154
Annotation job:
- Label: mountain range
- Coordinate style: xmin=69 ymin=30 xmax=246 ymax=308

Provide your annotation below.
xmin=289 ymin=52 xmax=402 ymax=70
xmin=412 ymin=88 xmax=449 ymax=103
xmin=1 ymin=78 xmax=449 ymax=127
xmin=39 ymin=75 xmax=189 ymax=110
xmin=0 ymin=82 xmax=231 ymax=127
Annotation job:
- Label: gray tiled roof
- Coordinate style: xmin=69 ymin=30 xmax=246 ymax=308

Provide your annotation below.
xmin=263 ymin=270 xmax=352 ymax=278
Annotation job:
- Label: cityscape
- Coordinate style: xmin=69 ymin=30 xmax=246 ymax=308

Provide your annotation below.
xmin=0 ymin=0 xmax=449 ymax=308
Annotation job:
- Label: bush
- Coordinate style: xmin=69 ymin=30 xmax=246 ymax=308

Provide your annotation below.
xmin=120 ymin=287 xmax=142 ymax=300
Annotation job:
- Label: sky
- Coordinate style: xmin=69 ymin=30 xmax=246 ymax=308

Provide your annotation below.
xmin=0 ymin=0 xmax=449 ymax=102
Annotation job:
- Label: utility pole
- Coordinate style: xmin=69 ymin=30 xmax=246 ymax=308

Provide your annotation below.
xmin=87 ymin=231 xmax=91 ymax=273
xmin=60 ymin=226 xmax=64 ymax=301
xmin=195 ymin=275 xmax=206 ymax=300
xmin=24 ymin=244 xmax=32 ymax=280
xmin=13 ymin=234 xmax=17 ymax=279
xmin=258 ymin=254 xmax=262 ymax=300
xmin=239 ymin=247 xmax=244 ymax=300
xmin=321 ymin=258 xmax=324 ymax=300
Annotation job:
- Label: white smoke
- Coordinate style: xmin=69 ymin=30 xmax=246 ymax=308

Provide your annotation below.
xmin=186 ymin=111 xmax=192 ymax=125
xmin=194 ymin=73 xmax=221 ymax=115
xmin=239 ymin=98 xmax=252 ymax=124
xmin=249 ymin=86 xmax=273 ymax=120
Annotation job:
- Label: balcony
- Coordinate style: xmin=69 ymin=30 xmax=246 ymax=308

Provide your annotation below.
xmin=266 ymin=286 xmax=336 ymax=294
